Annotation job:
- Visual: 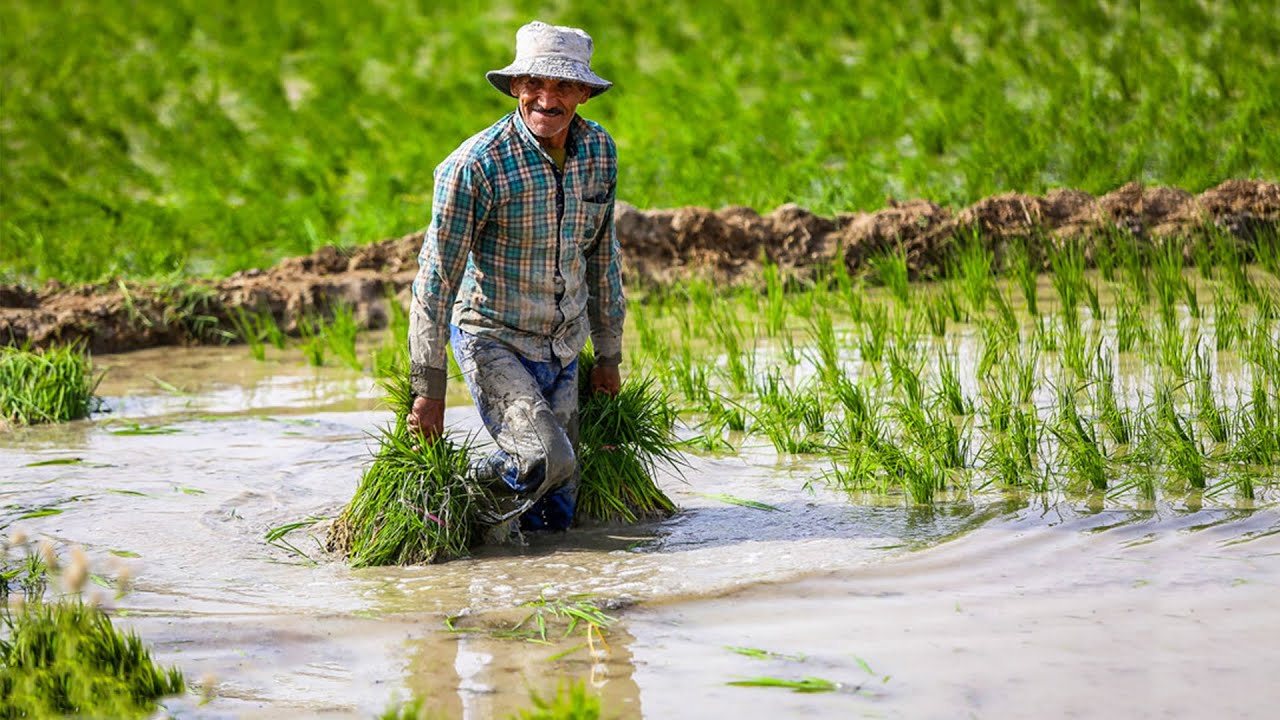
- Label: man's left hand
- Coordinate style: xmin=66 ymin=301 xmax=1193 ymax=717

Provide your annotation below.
xmin=589 ymin=364 xmax=621 ymax=397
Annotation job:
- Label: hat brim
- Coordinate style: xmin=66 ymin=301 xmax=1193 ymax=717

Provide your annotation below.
xmin=486 ymin=58 xmax=612 ymax=98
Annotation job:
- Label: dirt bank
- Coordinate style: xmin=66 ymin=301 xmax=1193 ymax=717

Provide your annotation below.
xmin=2 ymin=179 xmax=1276 ymax=354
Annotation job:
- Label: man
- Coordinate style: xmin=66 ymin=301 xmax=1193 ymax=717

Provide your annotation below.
xmin=407 ymin=21 xmax=625 ymax=533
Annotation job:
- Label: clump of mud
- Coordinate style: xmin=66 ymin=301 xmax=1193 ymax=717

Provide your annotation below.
xmin=2 ymin=179 xmax=1276 ymax=354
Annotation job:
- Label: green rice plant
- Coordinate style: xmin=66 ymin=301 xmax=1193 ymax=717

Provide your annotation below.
xmin=0 ymin=343 xmax=101 ymax=425
xmin=982 ymin=406 xmax=1041 ymax=489
xmin=1059 ymin=316 xmax=1093 ymax=380
xmin=1035 ymin=315 xmax=1059 ymax=352
xmin=1181 ymin=276 xmax=1202 ymax=320
xmin=830 ymin=374 xmax=884 ymax=449
xmin=1161 ymin=410 xmax=1208 ymax=490
xmin=512 ymin=680 xmax=603 ymax=719
xmin=1257 ymin=227 xmax=1280 ymax=280
xmin=711 ymin=307 xmax=755 ymax=395
xmin=868 ymin=245 xmax=910 ymax=305
xmin=806 ymin=307 xmax=842 ymax=391
xmin=1092 ymin=350 xmax=1132 ymax=446
xmin=323 ymin=301 xmax=363 ymax=371
xmin=1193 ymin=351 xmax=1230 ymax=445
xmin=1204 ymin=469 xmax=1256 ymax=502
xmin=327 ymin=370 xmax=485 ymax=566
xmin=1231 ymin=377 xmax=1279 ymax=466
xmin=297 ymin=314 xmax=327 ymax=367
xmin=988 ymin=285 xmax=1020 ymax=335
xmin=1050 ymin=383 xmax=1108 ymax=491
xmin=1106 ymin=465 xmax=1158 ymax=502
xmin=924 ymin=291 xmax=949 ymax=338
xmin=819 ymin=447 xmax=885 ymax=495
xmin=228 ymin=306 xmax=270 ymax=360
xmin=1113 ymin=290 xmax=1149 ymax=353
xmin=576 ymin=352 xmax=682 ymax=523
xmin=0 ymin=599 xmax=186 ymax=717
xmin=727 ymin=676 xmax=840 ymax=693
xmin=873 ymin=441 xmax=947 ymax=505
xmin=750 ymin=372 xmax=829 ymax=455
xmin=952 ymin=234 xmax=993 ymax=315
xmin=1216 ymin=238 xmax=1257 ymax=304
xmin=886 ymin=343 xmax=925 ymax=409
xmin=763 ymin=262 xmax=788 ymax=337
xmin=1152 ymin=320 xmax=1196 ymax=375
xmin=1117 ymin=237 xmax=1151 ymax=304
xmin=1152 ymin=242 xmax=1185 ymax=326
xmin=940 ymin=280 xmax=969 ymax=324
xmin=1191 ymin=232 xmax=1215 ymax=281
xmin=1050 ymin=239 xmax=1086 ymax=314
xmin=858 ymin=302 xmax=889 ymax=364
xmin=935 ymin=350 xmax=972 ymax=417
xmin=975 ymin=315 xmax=1017 ymax=380
xmin=1093 ymin=233 xmax=1118 ymax=283
xmin=1212 ymin=288 xmax=1244 ymax=352
xmin=1006 ymin=237 xmax=1040 ymax=316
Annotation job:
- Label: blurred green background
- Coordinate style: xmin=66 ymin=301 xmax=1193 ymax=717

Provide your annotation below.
xmin=2 ymin=0 xmax=1277 ymax=283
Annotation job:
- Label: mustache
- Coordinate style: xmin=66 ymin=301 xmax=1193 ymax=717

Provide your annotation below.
xmin=530 ymin=105 xmax=564 ymax=116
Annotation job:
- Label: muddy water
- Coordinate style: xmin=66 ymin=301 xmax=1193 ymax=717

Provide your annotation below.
xmin=2 ymin=343 xmax=1277 ymax=718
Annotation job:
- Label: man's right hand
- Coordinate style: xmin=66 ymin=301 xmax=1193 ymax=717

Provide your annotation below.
xmin=407 ymin=395 xmax=445 ymax=441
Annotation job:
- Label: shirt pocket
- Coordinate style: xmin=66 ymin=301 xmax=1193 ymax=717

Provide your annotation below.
xmin=575 ymin=199 xmax=609 ymax=253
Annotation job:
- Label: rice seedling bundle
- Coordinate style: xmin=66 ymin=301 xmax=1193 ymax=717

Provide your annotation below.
xmin=576 ymin=351 xmax=681 ymax=524
xmin=327 ymin=373 xmax=486 ymax=567
xmin=0 ymin=344 xmax=100 ymax=426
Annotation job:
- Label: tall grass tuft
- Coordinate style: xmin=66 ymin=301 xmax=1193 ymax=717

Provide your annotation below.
xmin=869 ymin=246 xmax=910 ymax=304
xmin=0 ymin=344 xmax=101 ymax=425
xmin=576 ymin=351 xmax=682 ymax=524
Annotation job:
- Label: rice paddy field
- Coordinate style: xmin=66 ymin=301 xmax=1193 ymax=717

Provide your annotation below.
xmin=3 ymin=0 xmax=1280 ymax=718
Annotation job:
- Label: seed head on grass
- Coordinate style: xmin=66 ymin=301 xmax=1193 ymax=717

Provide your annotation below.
xmin=576 ymin=350 xmax=682 ymax=524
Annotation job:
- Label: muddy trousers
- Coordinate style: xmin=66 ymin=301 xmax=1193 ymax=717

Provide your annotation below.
xmin=450 ymin=325 xmax=579 ymax=531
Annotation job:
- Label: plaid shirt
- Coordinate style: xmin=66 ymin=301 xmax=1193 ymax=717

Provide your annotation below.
xmin=409 ymin=110 xmax=625 ymax=399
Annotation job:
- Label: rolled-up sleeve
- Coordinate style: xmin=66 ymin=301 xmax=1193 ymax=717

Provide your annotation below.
xmin=409 ymin=157 xmax=491 ymax=398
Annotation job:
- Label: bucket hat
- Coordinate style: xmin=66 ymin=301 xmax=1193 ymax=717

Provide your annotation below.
xmin=486 ymin=21 xmax=612 ymax=98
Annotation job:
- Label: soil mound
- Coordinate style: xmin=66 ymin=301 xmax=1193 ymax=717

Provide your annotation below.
xmin=2 ymin=179 xmax=1276 ymax=354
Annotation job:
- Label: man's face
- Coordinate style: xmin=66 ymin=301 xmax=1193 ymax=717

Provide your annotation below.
xmin=511 ymin=75 xmax=591 ymax=148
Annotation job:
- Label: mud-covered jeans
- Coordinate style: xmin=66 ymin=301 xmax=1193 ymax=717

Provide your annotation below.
xmin=450 ymin=325 xmax=579 ymax=531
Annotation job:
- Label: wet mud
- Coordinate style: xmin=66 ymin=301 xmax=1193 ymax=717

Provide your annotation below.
xmin=3 ymin=179 xmax=1276 ymax=354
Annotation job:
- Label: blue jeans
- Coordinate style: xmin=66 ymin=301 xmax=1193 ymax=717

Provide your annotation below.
xmin=450 ymin=325 xmax=579 ymax=531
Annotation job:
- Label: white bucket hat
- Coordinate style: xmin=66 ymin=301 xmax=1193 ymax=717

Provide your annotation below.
xmin=486 ymin=21 xmax=612 ymax=98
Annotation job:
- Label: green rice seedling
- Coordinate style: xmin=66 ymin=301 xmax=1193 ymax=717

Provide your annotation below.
xmin=1117 ymin=237 xmax=1152 ymax=304
xmin=1212 ymin=288 xmax=1244 ymax=352
xmin=924 ymin=291 xmax=949 ymax=338
xmin=1006 ymin=237 xmax=1040 ymax=316
xmin=953 ymin=234 xmax=993 ymax=315
xmin=868 ymin=246 xmax=910 ymax=305
xmin=228 ymin=306 xmax=268 ymax=360
xmin=1083 ymin=278 xmax=1103 ymax=321
xmin=329 ymin=428 xmax=481 ymax=567
xmin=831 ymin=374 xmax=884 ymax=449
xmin=1152 ymin=242 xmax=1184 ymax=324
xmin=886 ymin=343 xmax=925 ymax=409
xmin=1193 ymin=351 xmax=1230 ymax=446
xmin=1152 ymin=320 xmax=1196 ymax=374
xmin=806 ymin=307 xmax=842 ymax=391
xmin=711 ymin=307 xmax=755 ymax=395
xmin=1181 ymin=276 xmax=1202 ymax=320
xmin=690 ymin=492 xmax=783 ymax=512
xmin=941 ymin=280 xmax=969 ymax=324
xmin=576 ymin=352 xmax=682 ymax=523
xmin=1092 ymin=351 xmax=1133 ymax=447
xmin=875 ymin=441 xmax=947 ymax=505
xmin=979 ymin=373 xmax=1014 ymax=434
xmin=727 ymin=676 xmax=840 ymax=693
xmin=1050 ymin=383 xmax=1108 ymax=491
xmin=1191 ymin=232 xmax=1215 ymax=281
xmin=1257 ymin=227 xmax=1280 ymax=280
xmin=1204 ymin=469 xmax=1255 ymax=502
xmin=819 ymin=447 xmax=885 ymax=495
xmin=1216 ymin=238 xmax=1257 ymax=304
xmin=1114 ymin=291 xmax=1149 ymax=353
xmin=1050 ymin=239 xmax=1086 ymax=313
xmin=982 ymin=407 xmax=1040 ymax=489
xmin=1231 ymin=377 xmax=1278 ymax=466
xmin=323 ymin=302 xmax=363 ymax=371
xmin=297 ymin=315 xmax=327 ymax=367
xmin=859 ymin=302 xmax=889 ymax=363
xmin=1035 ymin=315 xmax=1059 ymax=352
xmin=1092 ymin=234 xmax=1117 ymax=283
xmin=0 ymin=599 xmax=186 ymax=717
xmin=1106 ymin=465 xmax=1158 ymax=503
xmin=327 ymin=370 xmax=485 ymax=566
xmin=763 ymin=262 xmax=788 ymax=337
xmin=989 ymin=285 xmax=1020 ymax=335
xmin=1059 ymin=316 xmax=1092 ymax=380
xmin=0 ymin=343 xmax=101 ymax=425
xmin=935 ymin=350 xmax=972 ymax=417
xmin=513 ymin=680 xmax=603 ymax=719
xmin=1161 ymin=410 xmax=1208 ymax=490
xmin=751 ymin=373 xmax=829 ymax=455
